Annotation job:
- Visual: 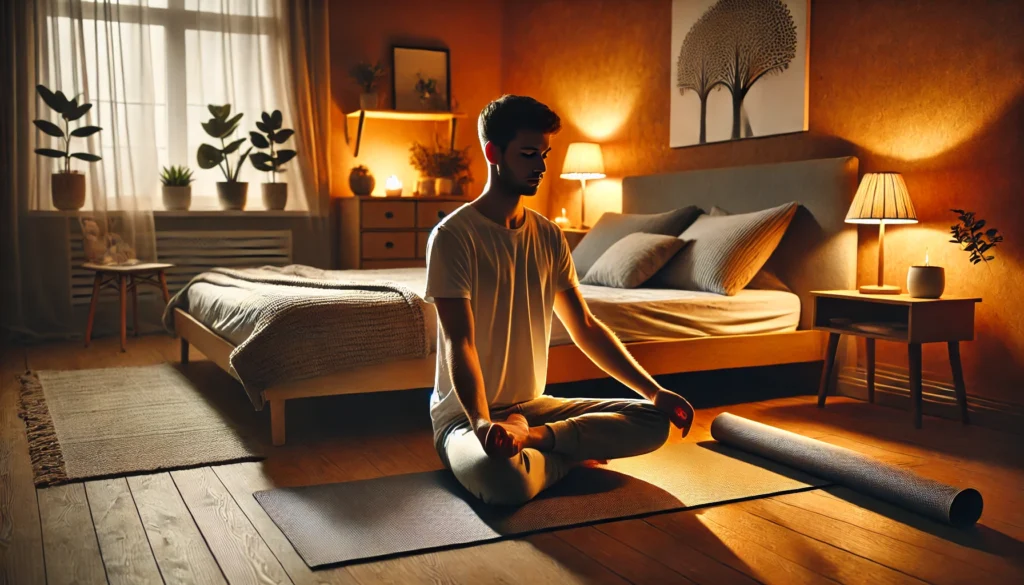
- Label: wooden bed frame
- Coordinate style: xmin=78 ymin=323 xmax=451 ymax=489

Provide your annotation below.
xmin=176 ymin=156 xmax=860 ymax=446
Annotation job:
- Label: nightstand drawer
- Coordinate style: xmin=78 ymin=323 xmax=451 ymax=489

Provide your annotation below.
xmin=361 ymin=232 xmax=416 ymax=259
xmin=417 ymin=201 xmax=463 ymax=228
xmin=361 ymin=200 xmax=415 ymax=229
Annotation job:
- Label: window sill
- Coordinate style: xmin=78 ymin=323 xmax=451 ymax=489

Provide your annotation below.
xmin=29 ymin=210 xmax=310 ymax=218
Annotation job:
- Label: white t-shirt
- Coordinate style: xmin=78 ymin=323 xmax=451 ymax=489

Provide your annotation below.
xmin=423 ymin=203 xmax=579 ymax=437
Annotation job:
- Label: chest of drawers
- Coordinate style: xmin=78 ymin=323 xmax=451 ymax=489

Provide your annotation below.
xmin=338 ymin=196 xmax=469 ymax=269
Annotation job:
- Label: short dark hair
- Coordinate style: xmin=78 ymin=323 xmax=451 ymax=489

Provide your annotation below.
xmin=478 ymin=95 xmax=561 ymax=151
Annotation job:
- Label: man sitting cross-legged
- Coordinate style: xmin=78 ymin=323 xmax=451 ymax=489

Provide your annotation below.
xmin=425 ymin=94 xmax=695 ymax=506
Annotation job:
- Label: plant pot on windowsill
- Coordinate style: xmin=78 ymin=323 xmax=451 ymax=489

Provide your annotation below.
xmin=52 ymin=171 xmax=86 ymax=210
xmin=217 ymin=182 xmax=248 ymax=210
xmin=262 ymin=183 xmax=287 ymax=210
xmin=162 ymin=185 xmax=192 ymax=211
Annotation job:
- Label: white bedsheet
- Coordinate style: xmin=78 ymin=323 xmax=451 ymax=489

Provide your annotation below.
xmin=186 ymin=267 xmax=799 ymax=349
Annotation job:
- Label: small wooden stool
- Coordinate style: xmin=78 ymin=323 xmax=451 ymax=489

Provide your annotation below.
xmin=83 ymin=262 xmax=174 ymax=352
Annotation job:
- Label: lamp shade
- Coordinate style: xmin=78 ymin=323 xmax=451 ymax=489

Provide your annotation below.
xmin=560 ymin=142 xmax=606 ymax=180
xmin=846 ymin=172 xmax=918 ymax=224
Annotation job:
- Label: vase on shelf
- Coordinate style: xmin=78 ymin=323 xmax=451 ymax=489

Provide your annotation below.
xmin=416 ymin=177 xmax=436 ymax=196
xmin=434 ymin=177 xmax=453 ymax=196
xmin=359 ymin=92 xmax=378 ymax=111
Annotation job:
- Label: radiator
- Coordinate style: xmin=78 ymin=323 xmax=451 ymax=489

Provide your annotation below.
xmin=70 ymin=229 xmax=294 ymax=305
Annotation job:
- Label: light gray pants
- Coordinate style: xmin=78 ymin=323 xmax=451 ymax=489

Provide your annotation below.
xmin=436 ymin=395 xmax=671 ymax=506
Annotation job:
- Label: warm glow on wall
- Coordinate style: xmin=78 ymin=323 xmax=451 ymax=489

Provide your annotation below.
xmin=553 ymin=76 xmax=639 ymax=140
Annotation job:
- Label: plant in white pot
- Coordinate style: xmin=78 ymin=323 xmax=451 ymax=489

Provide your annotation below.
xmin=33 ymin=84 xmax=102 ymax=211
xmin=436 ymin=145 xmax=472 ymax=196
xmin=160 ymin=165 xmax=195 ymax=210
xmin=409 ymin=140 xmax=439 ymax=196
xmin=249 ymin=110 xmax=296 ymax=211
xmin=197 ymin=104 xmax=252 ymax=210
xmin=350 ymin=61 xmax=385 ymax=110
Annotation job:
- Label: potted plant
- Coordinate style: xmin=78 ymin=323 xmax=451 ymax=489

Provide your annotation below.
xmin=409 ymin=140 xmax=439 ymax=196
xmin=949 ymin=209 xmax=1003 ymax=265
xmin=435 ymin=145 xmax=472 ymax=196
xmin=349 ymin=165 xmax=375 ymax=196
xmin=197 ymin=104 xmax=252 ymax=210
xmin=415 ymin=74 xmax=440 ymax=110
xmin=33 ymin=84 xmax=102 ymax=211
xmin=350 ymin=61 xmax=385 ymax=110
xmin=249 ymin=110 xmax=296 ymax=210
xmin=160 ymin=165 xmax=195 ymax=210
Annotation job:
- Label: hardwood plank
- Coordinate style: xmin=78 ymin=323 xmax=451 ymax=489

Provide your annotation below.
xmin=0 ymin=345 xmax=46 ymax=585
xmin=555 ymin=526 xmax=696 ymax=584
xmin=694 ymin=504 xmax=927 ymax=585
xmin=37 ymin=483 xmax=108 ymax=585
xmin=741 ymin=496 xmax=985 ymax=585
xmin=519 ymin=533 xmax=632 ymax=585
xmin=127 ymin=473 xmax=226 ymax=585
xmin=171 ymin=466 xmax=291 ymax=585
xmin=595 ymin=519 xmax=760 ymax=585
xmin=212 ymin=462 xmax=360 ymax=585
xmin=85 ymin=478 xmax=163 ymax=585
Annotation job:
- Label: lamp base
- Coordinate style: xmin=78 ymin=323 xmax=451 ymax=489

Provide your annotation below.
xmin=859 ymin=284 xmax=902 ymax=295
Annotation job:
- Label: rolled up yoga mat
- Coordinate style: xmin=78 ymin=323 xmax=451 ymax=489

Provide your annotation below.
xmin=711 ymin=413 xmax=983 ymax=527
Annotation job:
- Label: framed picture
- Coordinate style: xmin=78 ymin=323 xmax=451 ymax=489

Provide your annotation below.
xmin=391 ymin=46 xmax=451 ymax=112
xmin=670 ymin=0 xmax=809 ymax=147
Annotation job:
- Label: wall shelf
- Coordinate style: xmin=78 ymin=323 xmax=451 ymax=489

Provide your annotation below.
xmin=344 ymin=109 xmax=467 ymax=157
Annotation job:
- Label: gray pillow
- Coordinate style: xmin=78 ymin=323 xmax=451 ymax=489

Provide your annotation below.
xmin=571 ymin=206 xmax=702 ymax=278
xmin=649 ymin=202 xmax=798 ymax=295
xmin=581 ymin=233 xmax=686 ymax=288
xmin=710 ymin=206 xmax=791 ymax=292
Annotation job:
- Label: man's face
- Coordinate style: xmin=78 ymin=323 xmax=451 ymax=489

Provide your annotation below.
xmin=494 ymin=130 xmax=551 ymax=196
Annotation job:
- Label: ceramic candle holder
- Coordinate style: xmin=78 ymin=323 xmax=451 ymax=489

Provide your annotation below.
xmin=907 ymin=265 xmax=945 ymax=298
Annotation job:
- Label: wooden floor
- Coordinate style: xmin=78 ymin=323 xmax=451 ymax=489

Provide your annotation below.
xmin=2 ymin=336 xmax=1023 ymax=585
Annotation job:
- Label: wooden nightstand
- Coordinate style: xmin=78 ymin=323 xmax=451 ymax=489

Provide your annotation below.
xmin=338 ymin=196 xmax=469 ymax=269
xmin=811 ymin=290 xmax=981 ymax=428
xmin=561 ymin=227 xmax=589 ymax=252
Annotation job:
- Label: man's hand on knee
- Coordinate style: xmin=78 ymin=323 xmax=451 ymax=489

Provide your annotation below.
xmin=652 ymin=389 xmax=696 ymax=438
xmin=475 ymin=413 xmax=530 ymax=459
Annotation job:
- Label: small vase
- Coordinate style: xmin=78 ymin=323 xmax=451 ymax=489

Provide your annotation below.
xmin=217 ymin=182 xmax=248 ymax=210
xmin=162 ymin=185 xmax=192 ymax=211
xmin=52 ymin=172 xmax=86 ymax=211
xmin=262 ymin=183 xmax=288 ymax=210
xmin=349 ymin=168 xmax=375 ymax=196
xmin=416 ymin=177 xmax=435 ymax=196
xmin=434 ymin=177 xmax=453 ymax=196
xmin=907 ymin=265 xmax=945 ymax=299
xmin=359 ymin=92 xmax=378 ymax=111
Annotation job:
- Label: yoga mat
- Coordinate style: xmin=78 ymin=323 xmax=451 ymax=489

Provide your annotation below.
xmin=711 ymin=413 xmax=984 ymax=527
xmin=254 ymin=441 xmax=827 ymax=568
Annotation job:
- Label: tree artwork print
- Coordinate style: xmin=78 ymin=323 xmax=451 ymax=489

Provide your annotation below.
xmin=670 ymin=0 xmax=808 ymax=147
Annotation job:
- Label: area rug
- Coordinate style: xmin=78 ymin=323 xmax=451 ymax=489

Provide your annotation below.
xmin=254 ymin=441 xmax=828 ymax=568
xmin=18 ymin=363 xmax=265 ymax=487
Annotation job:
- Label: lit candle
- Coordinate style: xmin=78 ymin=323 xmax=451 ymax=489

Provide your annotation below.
xmin=384 ymin=175 xmax=403 ymax=197
xmin=554 ymin=207 xmax=571 ymax=228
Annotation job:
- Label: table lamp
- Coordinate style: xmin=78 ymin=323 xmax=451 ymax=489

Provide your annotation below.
xmin=560 ymin=142 xmax=605 ymax=229
xmin=845 ymin=172 xmax=918 ymax=294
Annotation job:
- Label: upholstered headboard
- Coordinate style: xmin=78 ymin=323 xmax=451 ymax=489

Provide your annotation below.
xmin=621 ymin=156 xmax=859 ymax=329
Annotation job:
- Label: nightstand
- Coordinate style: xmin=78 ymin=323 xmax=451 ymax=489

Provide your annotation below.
xmin=561 ymin=227 xmax=589 ymax=252
xmin=811 ymin=290 xmax=981 ymax=428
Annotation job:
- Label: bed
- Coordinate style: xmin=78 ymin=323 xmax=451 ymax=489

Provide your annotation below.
xmin=172 ymin=156 xmax=859 ymax=445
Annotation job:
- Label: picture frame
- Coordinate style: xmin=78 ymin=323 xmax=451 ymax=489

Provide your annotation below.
xmin=391 ymin=45 xmax=451 ymax=112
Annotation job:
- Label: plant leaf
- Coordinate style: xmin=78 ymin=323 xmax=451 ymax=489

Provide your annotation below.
xmin=70 ymin=152 xmax=101 ymax=162
xmin=34 ymin=147 xmax=67 ymax=158
xmin=33 ymin=119 xmax=65 ymax=137
xmin=222 ymin=113 xmax=244 ymax=136
xmin=222 ymin=138 xmax=246 ymax=154
xmin=66 ymin=102 xmax=92 ymax=121
xmin=51 ymin=90 xmax=71 ymax=114
xmin=202 ymin=119 xmax=229 ymax=138
xmin=70 ymin=125 xmax=102 ymax=138
xmin=256 ymin=121 xmax=269 ymax=134
xmin=36 ymin=85 xmax=64 ymax=113
xmin=271 ymin=109 xmax=282 ymax=128
xmin=232 ymin=147 xmax=252 ymax=181
xmin=249 ymin=152 xmax=273 ymax=166
xmin=197 ymin=143 xmax=224 ymax=169
xmin=61 ymin=96 xmax=80 ymax=118
xmin=249 ymin=131 xmax=270 ymax=149
xmin=261 ymin=111 xmax=271 ymax=125
xmin=273 ymin=129 xmax=294 ymax=144
xmin=275 ymin=149 xmax=296 ymax=165
xmin=208 ymin=104 xmax=230 ymax=119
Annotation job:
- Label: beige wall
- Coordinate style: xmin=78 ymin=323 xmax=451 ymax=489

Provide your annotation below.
xmin=502 ymin=0 xmax=1024 ymax=406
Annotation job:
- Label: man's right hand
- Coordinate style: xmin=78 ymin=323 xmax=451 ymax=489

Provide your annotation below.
xmin=474 ymin=414 xmax=530 ymax=459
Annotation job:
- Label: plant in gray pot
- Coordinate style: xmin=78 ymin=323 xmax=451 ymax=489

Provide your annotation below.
xmin=160 ymin=165 xmax=194 ymax=210
xmin=33 ymin=84 xmax=102 ymax=211
xmin=197 ymin=104 xmax=252 ymax=210
xmin=249 ymin=110 xmax=296 ymax=211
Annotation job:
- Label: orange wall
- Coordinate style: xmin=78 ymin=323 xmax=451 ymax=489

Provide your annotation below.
xmin=503 ymin=0 xmax=1024 ymax=406
xmin=328 ymin=0 xmax=503 ymax=203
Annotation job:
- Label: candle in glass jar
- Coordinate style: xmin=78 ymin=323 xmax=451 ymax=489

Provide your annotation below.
xmin=554 ymin=207 xmax=571 ymax=228
xmin=907 ymin=248 xmax=944 ymax=298
xmin=384 ymin=175 xmax=403 ymax=197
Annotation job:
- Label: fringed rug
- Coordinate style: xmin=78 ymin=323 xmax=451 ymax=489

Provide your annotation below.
xmin=18 ymin=363 xmax=265 ymax=487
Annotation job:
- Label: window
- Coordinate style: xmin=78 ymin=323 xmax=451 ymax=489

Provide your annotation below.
xmin=42 ymin=0 xmax=297 ymax=211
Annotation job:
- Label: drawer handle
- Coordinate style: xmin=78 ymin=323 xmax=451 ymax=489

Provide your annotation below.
xmin=437 ymin=210 xmax=446 ymax=219
xmin=384 ymin=211 xmax=394 ymax=219
xmin=385 ymin=241 xmax=394 ymax=249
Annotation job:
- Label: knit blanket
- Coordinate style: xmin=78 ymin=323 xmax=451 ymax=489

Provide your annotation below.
xmin=163 ymin=265 xmax=430 ymax=409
